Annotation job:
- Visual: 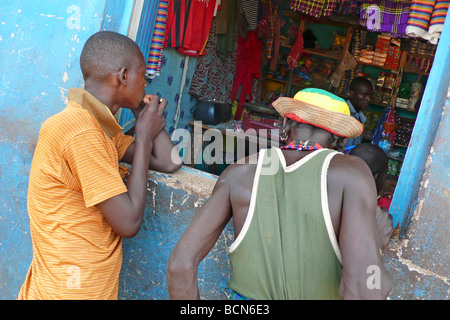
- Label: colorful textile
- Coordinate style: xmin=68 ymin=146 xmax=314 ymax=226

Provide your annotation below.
xmin=146 ymin=0 xmax=169 ymax=78
xmin=336 ymin=0 xmax=360 ymax=16
xmin=290 ymin=0 xmax=337 ymax=18
xmin=165 ymin=0 xmax=217 ymax=57
xmin=405 ymin=0 xmax=436 ymax=39
xmin=287 ymin=30 xmax=303 ymax=70
xmin=360 ymin=0 xmax=411 ymax=37
xmin=429 ymin=0 xmax=450 ymax=37
xmin=406 ymin=0 xmax=449 ymax=43
xmin=189 ymin=17 xmax=239 ymax=102
xmin=280 ymin=140 xmax=324 ymax=151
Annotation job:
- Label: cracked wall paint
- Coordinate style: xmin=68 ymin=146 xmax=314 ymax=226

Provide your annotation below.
xmin=0 ymin=0 xmax=110 ymax=299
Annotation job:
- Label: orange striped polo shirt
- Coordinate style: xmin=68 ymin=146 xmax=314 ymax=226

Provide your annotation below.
xmin=18 ymin=88 xmax=135 ymax=300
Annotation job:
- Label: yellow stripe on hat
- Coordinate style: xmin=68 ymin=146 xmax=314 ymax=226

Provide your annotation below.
xmin=294 ymin=88 xmax=351 ymax=116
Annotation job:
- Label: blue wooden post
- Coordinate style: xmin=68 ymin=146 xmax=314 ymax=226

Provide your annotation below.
xmin=389 ymin=12 xmax=450 ymax=230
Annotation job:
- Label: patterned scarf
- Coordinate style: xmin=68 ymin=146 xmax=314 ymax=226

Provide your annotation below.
xmin=360 ymin=0 xmax=411 ymax=37
xmin=280 ymin=140 xmax=324 ymax=151
xmin=290 ymin=0 xmax=337 ymax=18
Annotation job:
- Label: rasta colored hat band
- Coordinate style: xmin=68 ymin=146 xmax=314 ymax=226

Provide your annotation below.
xmin=271 ymin=88 xmax=364 ymax=138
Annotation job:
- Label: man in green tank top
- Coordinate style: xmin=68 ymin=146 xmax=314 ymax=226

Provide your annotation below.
xmin=167 ymin=88 xmax=392 ymax=300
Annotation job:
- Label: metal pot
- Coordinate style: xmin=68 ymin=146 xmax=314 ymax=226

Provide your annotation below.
xmin=191 ymin=99 xmax=232 ymax=125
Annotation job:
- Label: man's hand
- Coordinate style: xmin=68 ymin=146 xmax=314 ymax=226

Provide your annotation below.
xmin=133 ymin=94 xmax=167 ymax=148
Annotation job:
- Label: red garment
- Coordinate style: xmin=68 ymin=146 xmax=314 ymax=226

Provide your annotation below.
xmin=165 ymin=0 xmax=216 ymax=57
xmin=287 ymin=31 xmax=304 ymax=70
xmin=230 ymin=31 xmax=262 ymax=120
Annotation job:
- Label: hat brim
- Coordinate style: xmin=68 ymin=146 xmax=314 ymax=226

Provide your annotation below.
xmin=272 ymin=97 xmax=364 ymax=138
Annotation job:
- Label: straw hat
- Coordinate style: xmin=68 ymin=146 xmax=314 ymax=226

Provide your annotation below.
xmin=272 ymin=88 xmax=364 ymax=138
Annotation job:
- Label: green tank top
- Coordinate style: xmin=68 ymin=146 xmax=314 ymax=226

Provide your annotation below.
xmin=228 ymin=148 xmax=342 ymax=300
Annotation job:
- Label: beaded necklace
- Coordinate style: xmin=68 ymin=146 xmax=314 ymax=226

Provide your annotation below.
xmin=280 ymin=140 xmax=324 ymax=151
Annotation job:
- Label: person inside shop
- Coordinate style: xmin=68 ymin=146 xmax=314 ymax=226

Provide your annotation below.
xmin=167 ymin=88 xmax=392 ymax=300
xmin=345 ymin=77 xmax=374 ymax=149
xmin=350 ymin=143 xmax=394 ymax=249
xmin=18 ymin=31 xmax=181 ymax=300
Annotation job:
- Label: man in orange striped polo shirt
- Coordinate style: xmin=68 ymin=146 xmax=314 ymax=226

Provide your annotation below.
xmin=18 ymin=31 xmax=181 ymax=299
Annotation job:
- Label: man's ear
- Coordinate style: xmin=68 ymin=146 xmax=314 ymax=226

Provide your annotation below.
xmin=118 ymin=67 xmax=128 ymax=85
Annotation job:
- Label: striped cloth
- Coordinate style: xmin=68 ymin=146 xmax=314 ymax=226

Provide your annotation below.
xmin=290 ymin=0 xmax=337 ymax=18
xmin=429 ymin=0 xmax=449 ymax=43
xmin=360 ymin=0 xmax=411 ymax=37
xmin=242 ymin=0 xmax=262 ymax=30
xmin=406 ymin=0 xmax=436 ymax=39
xmin=146 ymin=0 xmax=169 ymax=78
xmin=406 ymin=0 xmax=449 ymax=43
xmin=18 ymin=88 xmax=135 ymax=300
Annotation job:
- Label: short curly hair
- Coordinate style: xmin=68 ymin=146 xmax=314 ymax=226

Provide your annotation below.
xmin=80 ymin=31 xmax=144 ymax=81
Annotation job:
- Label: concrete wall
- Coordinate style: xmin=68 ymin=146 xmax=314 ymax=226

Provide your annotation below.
xmin=118 ymin=166 xmax=234 ymax=300
xmin=383 ymin=88 xmax=450 ymax=300
xmin=0 ymin=0 xmax=125 ymax=300
xmin=0 ymin=0 xmax=448 ymax=300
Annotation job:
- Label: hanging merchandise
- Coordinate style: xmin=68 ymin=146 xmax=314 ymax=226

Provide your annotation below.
xmin=230 ymin=30 xmax=262 ymax=120
xmin=287 ymin=30 xmax=304 ymax=70
xmin=360 ymin=0 xmax=411 ymax=38
xmin=335 ymin=0 xmax=360 ymax=16
xmin=406 ymin=0 xmax=449 ymax=44
xmin=189 ymin=17 xmax=239 ymax=103
xmin=289 ymin=0 xmax=337 ymax=19
xmin=146 ymin=0 xmax=169 ymax=79
xmin=330 ymin=49 xmax=358 ymax=88
xmin=216 ymin=0 xmax=238 ymax=60
xmin=242 ymin=0 xmax=263 ymax=30
xmin=164 ymin=0 xmax=217 ymax=57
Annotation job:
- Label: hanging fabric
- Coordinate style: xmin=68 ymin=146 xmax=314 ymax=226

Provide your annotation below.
xmin=189 ymin=16 xmax=239 ymax=102
xmin=405 ymin=0 xmax=449 ymax=44
xmin=360 ymin=0 xmax=411 ymax=38
xmin=216 ymin=0 xmax=239 ymax=60
xmin=287 ymin=30 xmax=304 ymax=70
xmin=230 ymin=30 xmax=262 ymax=120
xmin=428 ymin=0 xmax=450 ymax=43
xmin=164 ymin=0 xmax=217 ymax=57
xmin=289 ymin=0 xmax=337 ymax=19
xmin=242 ymin=0 xmax=262 ymax=30
xmin=146 ymin=0 xmax=169 ymax=78
xmin=135 ymin=0 xmax=161 ymax=60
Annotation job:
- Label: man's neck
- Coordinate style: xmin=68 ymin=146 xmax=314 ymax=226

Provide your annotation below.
xmin=84 ymin=81 xmax=119 ymax=115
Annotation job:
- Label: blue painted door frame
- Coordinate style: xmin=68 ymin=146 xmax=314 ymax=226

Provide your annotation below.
xmin=389 ymin=11 xmax=450 ymax=231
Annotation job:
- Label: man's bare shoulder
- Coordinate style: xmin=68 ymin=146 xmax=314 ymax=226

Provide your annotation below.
xmin=327 ymin=152 xmax=375 ymax=192
xmin=329 ymin=153 xmax=372 ymax=175
xmin=214 ymin=152 xmax=260 ymax=189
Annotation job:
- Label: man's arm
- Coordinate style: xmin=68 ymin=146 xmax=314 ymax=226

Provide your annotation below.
xmin=338 ymin=157 xmax=392 ymax=299
xmin=96 ymin=96 xmax=166 ymax=238
xmin=167 ymin=168 xmax=233 ymax=299
xmin=122 ymin=95 xmax=182 ymax=173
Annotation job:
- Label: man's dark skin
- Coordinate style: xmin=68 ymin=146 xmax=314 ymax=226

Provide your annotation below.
xmin=349 ymin=79 xmax=374 ymax=113
xmin=167 ymin=122 xmax=392 ymax=300
xmin=88 ymin=46 xmax=182 ymax=238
